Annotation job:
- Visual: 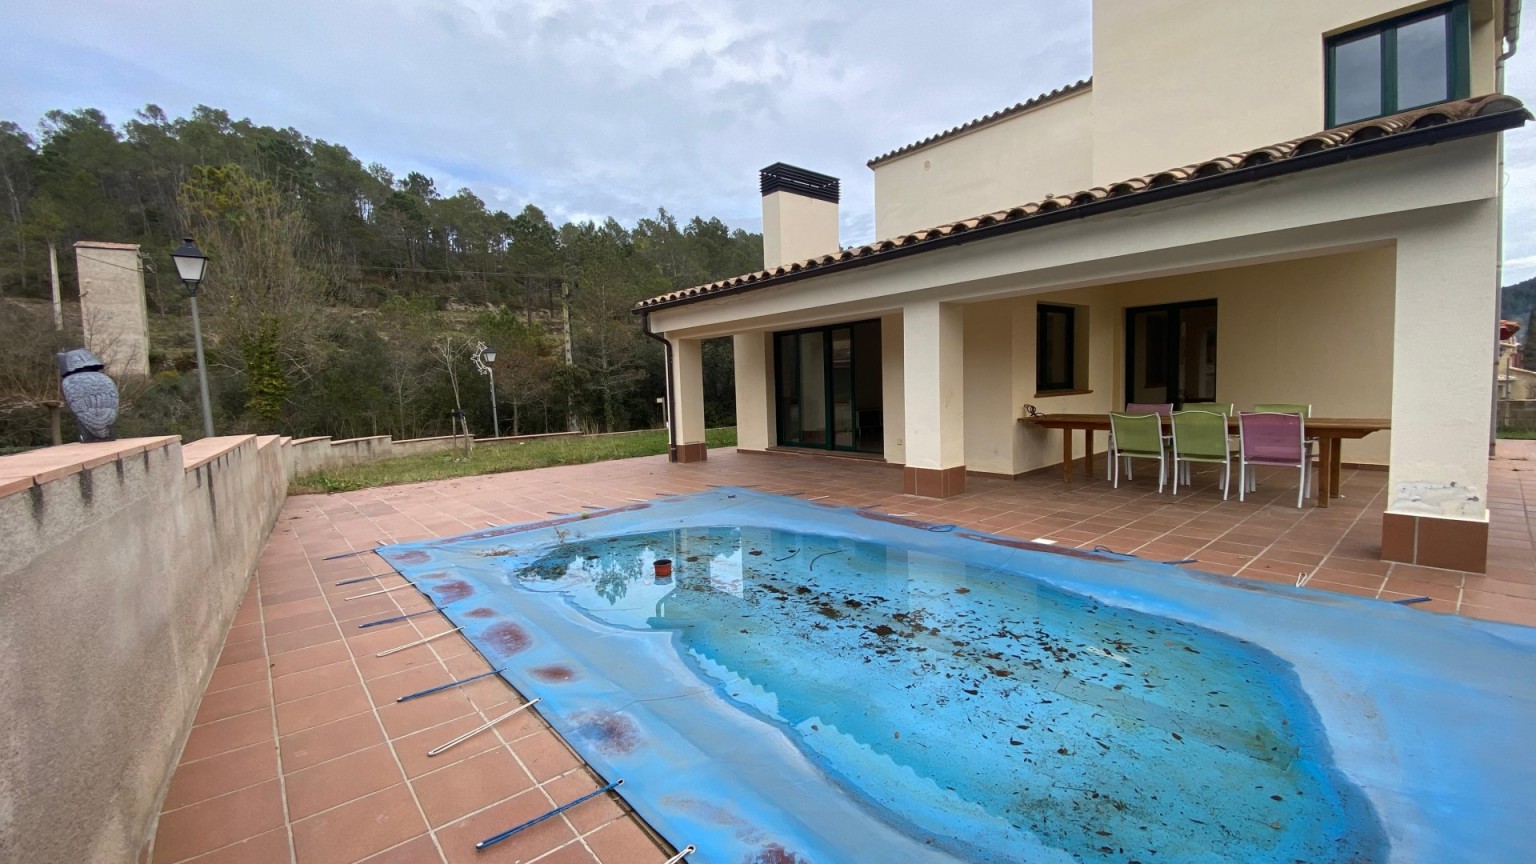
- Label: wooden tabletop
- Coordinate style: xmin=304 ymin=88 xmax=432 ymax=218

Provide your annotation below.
xmin=1021 ymin=413 xmax=1390 ymax=436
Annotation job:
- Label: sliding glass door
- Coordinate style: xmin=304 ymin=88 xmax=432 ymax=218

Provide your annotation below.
xmin=775 ymin=320 xmax=882 ymax=453
xmin=1125 ymin=300 xmax=1218 ymax=408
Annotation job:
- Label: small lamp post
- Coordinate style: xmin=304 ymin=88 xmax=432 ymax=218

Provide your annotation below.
xmin=475 ymin=342 xmax=500 ymax=438
xmin=170 ymin=237 xmax=215 ymax=438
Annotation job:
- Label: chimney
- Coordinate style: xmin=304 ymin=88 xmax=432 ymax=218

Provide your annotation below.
xmin=760 ymin=163 xmax=840 ymax=270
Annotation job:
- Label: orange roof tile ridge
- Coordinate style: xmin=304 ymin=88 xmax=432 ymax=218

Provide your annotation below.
xmin=866 ymin=78 xmax=1093 ymax=167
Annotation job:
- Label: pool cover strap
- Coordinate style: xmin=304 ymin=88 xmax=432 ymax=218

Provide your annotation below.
xmin=357 ymin=609 xmax=438 ymax=629
xmin=397 ymin=668 xmax=505 ymax=703
xmin=476 ymin=779 xmax=624 ymax=850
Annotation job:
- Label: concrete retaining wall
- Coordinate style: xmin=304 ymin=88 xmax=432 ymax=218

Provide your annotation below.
xmin=285 ymin=431 xmax=582 ymax=478
xmin=0 ymin=435 xmax=285 ymax=864
xmin=0 ymin=425 xmax=592 ymax=863
xmin=1498 ymin=399 xmax=1536 ymax=431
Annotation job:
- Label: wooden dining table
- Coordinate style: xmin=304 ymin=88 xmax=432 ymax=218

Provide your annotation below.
xmin=1020 ymin=413 xmax=1391 ymax=507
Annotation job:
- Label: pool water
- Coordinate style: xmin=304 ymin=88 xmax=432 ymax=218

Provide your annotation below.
xmin=377 ymin=489 xmax=1536 ymax=864
xmin=514 ymin=527 xmax=1382 ymax=863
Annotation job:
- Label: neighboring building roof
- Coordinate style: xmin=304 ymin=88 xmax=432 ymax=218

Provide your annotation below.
xmin=866 ymin=78 xmax=1092 ymax=168
xmin=636 ymin=94 xmax=1529 ymax=314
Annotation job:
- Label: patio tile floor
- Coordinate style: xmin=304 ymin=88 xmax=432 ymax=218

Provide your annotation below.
xmin=151 ymin=440 xmax=1536 ymax=863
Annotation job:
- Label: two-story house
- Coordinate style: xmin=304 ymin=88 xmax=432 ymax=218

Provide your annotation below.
xmin=635 ymin=0 xmax=1527 ymax=573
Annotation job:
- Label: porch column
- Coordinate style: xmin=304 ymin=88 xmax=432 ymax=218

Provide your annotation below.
xmin=671 ymin=337 xmax=708 ymax=462
xmin=733 ymin=333 xmax=775 ymax=452
xmin=1382 ymin=200 xmax=1498 ymax=572
xmin=902 ymin=300 xmax=966 ymax=496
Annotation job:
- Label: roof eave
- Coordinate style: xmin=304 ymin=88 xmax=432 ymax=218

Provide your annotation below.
xmin=636 ymin=105 xmax=1529 ymax=316
xmin=865 ymin=78 xmax=1093 ymax=168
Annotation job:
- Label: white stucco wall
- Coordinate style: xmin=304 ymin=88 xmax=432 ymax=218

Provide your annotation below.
xmin=1091 ymin=0 xmax=1505 ymax=185
xmin=881 ymin=314 xmax=906 ymax=463
xmin=954 ymin=247 xmax=1396 ymax=477
xmin=872 ymin=87 xmax=1094 ymax=239
xmin=763 ymin=191 xmax=840 ymax=268
xmin=1387 ymin=198 xmax=1499 ymax=518
xmin=903 ymin=300 xmax=965 ymax=470
xmin=733 ymin=332 xmax=775 ymax=451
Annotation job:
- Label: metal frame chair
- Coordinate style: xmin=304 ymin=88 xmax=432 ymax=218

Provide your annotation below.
xmin=1239 ymin=411 xmax=1310 ymax=508
xmin=1117 ymin=402 xmax=1172 ymax=481
xmin=1171 ymin=410 xmax=1233 ymax=499
xmin=1109 ymin=412 xmax=1168 ymax=493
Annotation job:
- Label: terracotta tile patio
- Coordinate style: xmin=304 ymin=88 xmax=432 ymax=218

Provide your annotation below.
xmin=150 ymin=440 xmax=1536 ymax=863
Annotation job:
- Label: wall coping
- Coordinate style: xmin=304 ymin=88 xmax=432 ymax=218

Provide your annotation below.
xmin=0 ymin=436 xmax=179 ymax=499
xmin=181 ymin=436 xmax=257 ymax=471
xmin=476 ymin=431 xmax=583 ymax=443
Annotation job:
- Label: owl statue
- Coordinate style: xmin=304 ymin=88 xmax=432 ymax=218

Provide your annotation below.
xmin=57 ymin=348 xmax=119 ymax=442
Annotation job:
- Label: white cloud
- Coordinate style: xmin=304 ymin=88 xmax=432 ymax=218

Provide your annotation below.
xmin=3 ymin=0 xmax=1533 ymax=278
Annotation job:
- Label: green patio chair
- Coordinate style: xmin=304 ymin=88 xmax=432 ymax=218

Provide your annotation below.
xmin=1172 ymin=404 xmax=1233 ymax=484
xmin=1108 ymin=412 xmax=1168 ymax=492
xmin=1252 ymin=403 xmax=1310 ymax=417
xmin=1183 ymin=402 xmax=1234 ymax=416
xmin=1171 ymin=410 xmax=1234 ymax=499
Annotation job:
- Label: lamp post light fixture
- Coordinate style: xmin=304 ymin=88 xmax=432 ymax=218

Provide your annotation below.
xmin=170 ymin=237 xmax=215 ymax=439
xmin=475 ymin=341 xmax=500 ymax=438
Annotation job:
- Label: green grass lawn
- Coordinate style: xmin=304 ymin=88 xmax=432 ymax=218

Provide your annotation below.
xmin=289 ymin=427 xmax=737 ymax=494
xmin=1497 ymin=426 xmax=1536 ymax=440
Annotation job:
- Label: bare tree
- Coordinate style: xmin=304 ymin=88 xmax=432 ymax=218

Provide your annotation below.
xmin=431 ymin=334 xmax=474 ymax=454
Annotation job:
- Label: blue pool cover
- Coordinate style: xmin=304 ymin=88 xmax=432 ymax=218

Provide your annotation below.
xmin=376 ymin=489 xmax=1536 ymax=863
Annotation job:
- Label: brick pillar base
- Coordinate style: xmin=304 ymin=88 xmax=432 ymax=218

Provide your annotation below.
xmin=674 ymin=442 xmax=708 ymax=463
xmin=902 ymin=465 xmax=966 ymax=497
xmin=1382 ymin=512 xmax=1488 ymax=572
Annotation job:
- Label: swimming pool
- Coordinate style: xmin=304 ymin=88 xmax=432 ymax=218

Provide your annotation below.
xmin=377 ymin=489 xmax=1536 ymax=863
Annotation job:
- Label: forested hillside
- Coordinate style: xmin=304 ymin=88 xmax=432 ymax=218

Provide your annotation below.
xmin=1503 ymin=277 xmax=1536 ymax=336
xmin=0 ymin=105 xmax=760 ymax=447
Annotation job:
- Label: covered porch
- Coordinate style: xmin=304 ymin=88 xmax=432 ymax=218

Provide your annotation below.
xmin=647 ymin=135 xmax=1501 ymax=572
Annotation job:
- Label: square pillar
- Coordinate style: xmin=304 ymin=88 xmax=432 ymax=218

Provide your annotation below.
xmin=1381 ymin=201 xmax=1498 ymax=572
xmin=902 ymin=300 xmax=966 ymax=496
xmin=671 ymin=337 xmax=708 ymax=462
xmin=733 ymin=333 xmax=776 ymax=452
xmin=881 ymin=314 xmax=905 ymax=464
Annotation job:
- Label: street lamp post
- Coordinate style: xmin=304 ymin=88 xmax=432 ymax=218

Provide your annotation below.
xmin=476 ymin=342 xmax=500 ymax=438
xmin=170 ymin=238 xmax=215 ymax=438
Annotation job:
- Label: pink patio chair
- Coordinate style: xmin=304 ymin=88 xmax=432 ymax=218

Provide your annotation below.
xmin=1238 ymin=411 xmax=1310 ymax=508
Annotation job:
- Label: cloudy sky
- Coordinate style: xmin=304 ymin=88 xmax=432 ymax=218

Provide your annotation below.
xmin=4 ymin=0 xmax=1536 ymax=280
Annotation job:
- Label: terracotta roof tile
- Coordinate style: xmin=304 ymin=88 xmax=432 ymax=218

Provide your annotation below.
xmin=866 ymin=79 xmax=1093 ymax=167
xmin=635 ymin=94 xmax=1528 ymax=314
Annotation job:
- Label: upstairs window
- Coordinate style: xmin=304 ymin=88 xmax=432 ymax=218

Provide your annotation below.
xmin=1326 ymin=2 xmax=1470 ymax=127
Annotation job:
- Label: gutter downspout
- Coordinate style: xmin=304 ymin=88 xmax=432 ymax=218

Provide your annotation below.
xmin=642 ymin=311 xmax=678 ymax=463
xmin=1493 ymin=13 xmax=1519 ymax=456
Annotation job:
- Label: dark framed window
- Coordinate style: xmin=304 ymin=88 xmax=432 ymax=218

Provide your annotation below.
xmin=1326 ymin=1 xmax=1470 ymax=127
xmin=1036 ymin=304 xmax=1076 ymax=392
xmin=773 ymin=319 xmax=883 ymax=454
